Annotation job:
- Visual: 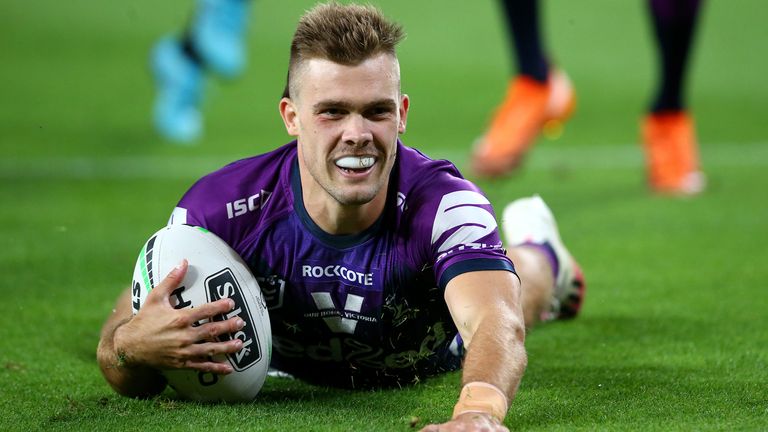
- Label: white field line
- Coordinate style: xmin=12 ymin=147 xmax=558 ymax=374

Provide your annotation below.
xmin=1 ymin=142 xmax=767 ymax=180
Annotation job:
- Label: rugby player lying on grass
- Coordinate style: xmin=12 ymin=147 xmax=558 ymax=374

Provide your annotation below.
xmin=97 ymin=3 xmax=585 ymax=431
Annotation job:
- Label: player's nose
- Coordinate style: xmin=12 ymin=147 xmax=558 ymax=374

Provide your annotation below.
xmin=341 ymin=114 xmax=373 ymax=147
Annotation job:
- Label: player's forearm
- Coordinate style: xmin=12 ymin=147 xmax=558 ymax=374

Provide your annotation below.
xmin=449 ymin=302 xmax=526 ymax=426
xmin=460 ymin=307 xmax=527 ymax=400
xmin=444 ymin=271 xmax=528 ymax=420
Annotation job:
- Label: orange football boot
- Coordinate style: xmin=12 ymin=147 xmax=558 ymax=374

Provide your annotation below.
xmin=641 ymin=111 xmax=705 ymax=195
xmin=471 ymin=69 xmax=576 ymax=178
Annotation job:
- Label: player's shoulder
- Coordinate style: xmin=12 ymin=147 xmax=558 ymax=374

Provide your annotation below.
xmin=396 ymin=142 xmax=486 ymax=209
xmin=174 ymin=141 xmax=297 ymax=230
xmin=397 ymin=143 xmax=461 ymax=176
xmin=395 ymin=143 xmax=508 ymax=286
xmin=395 ymin=142 xmax=495 ymax=244
xmin=201 ymin=141 xmax=296 ymax=187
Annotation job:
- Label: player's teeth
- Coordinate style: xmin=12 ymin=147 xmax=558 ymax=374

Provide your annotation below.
xmin=336 ymin=156 xmax=374 ymax=169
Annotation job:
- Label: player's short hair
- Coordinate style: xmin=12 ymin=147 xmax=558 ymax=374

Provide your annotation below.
xmin=283 ymin=2 xmax=405 ymax=98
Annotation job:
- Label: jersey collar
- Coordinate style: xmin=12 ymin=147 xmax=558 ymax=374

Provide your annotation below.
xmin=290 ymin=158 xmax=388 ymax=249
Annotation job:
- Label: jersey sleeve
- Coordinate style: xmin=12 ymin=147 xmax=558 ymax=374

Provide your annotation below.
xmin=406 ymin=168 xmax=516 ymax=290
xmin=431 ymin=189 xmax=515 ymax=288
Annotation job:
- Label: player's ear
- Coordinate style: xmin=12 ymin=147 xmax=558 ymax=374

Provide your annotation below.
xmin=279 ymin=97 xmax=300 ymax=136
xmin=398 ymin=93 xmax=409 ymax=134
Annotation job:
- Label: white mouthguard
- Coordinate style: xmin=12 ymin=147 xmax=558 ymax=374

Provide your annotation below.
xmin=335 ymin=156 xmax=375 ymax=169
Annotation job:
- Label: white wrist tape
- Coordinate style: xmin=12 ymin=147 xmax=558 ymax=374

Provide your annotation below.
xmin=452 ymin=381 xmax=509 ymax=422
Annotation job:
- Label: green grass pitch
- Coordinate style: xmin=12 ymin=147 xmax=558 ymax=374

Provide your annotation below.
xmin=1 ymin=0 xmax=766 ymax=430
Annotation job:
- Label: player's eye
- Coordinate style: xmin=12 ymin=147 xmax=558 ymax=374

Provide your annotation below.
xmin=367 ymin=106 xmax=393 ymax=119
xmin=319 ymin=108 xmax=345 ymax=118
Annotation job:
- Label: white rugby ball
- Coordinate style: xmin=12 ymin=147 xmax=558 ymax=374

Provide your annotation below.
xmin=130 ymin=224 xmax=271 ymax=402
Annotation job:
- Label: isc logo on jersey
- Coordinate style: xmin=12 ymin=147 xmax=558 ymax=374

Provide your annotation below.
xmin=225 ymin=190 xmax=272 ymax=219
xmin=431 ymin=190 xmax=499 ymax=261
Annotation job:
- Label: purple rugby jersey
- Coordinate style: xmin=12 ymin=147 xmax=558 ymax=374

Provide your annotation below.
xmin=168 ymin=141 xmax=515 ymax=388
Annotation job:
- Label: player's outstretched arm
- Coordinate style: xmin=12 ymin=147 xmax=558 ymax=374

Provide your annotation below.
xmin=96 ymin=260 xmax=246 ymax=398
xmin=421 ymin=270 xmax=526 ymax=432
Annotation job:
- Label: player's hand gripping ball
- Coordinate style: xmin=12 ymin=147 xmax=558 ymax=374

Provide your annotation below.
xmin=131 ymin=224 xmax=271 ymax=402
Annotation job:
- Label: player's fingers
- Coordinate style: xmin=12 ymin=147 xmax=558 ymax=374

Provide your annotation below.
xmin=195 ymin=317 xmax=246 ymax=342
xmin=147 ymin=259 xmax=188 ymax=302
xmin=187 ymin=339 xmax=244 ymax=362
xmin=183 ymin=358 xmax=234 ymax=375
xmin=189 ymin=297 xmax=236 ymax=322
